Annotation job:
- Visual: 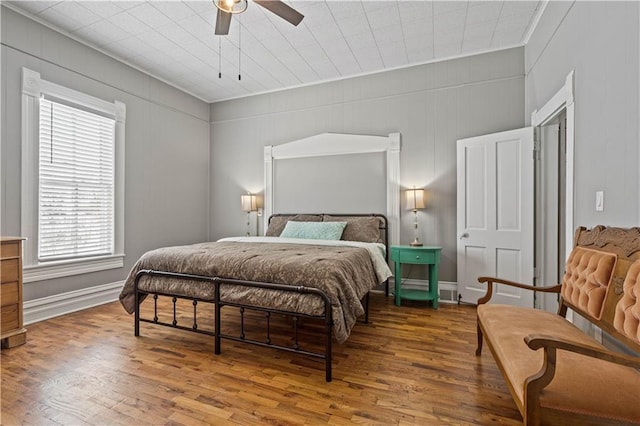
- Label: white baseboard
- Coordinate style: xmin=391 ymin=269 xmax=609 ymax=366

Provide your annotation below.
xmin=23 ymin=281 xmax=124 ymax=325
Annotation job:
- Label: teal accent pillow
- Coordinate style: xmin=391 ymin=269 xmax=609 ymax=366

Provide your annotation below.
xmin=280 ymin=221 xmax=347 ymax=240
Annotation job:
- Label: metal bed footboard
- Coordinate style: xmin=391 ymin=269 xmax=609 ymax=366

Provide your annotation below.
xmin=133 ymin=269 xmax=336 ymax=381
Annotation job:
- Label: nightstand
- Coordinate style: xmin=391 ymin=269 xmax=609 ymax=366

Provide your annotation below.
xmin=390 ymin=245 xmax=442 ymax=308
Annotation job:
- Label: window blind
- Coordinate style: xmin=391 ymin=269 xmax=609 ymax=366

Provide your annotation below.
xmin=38 ymin=98 xmax=116 ymax=261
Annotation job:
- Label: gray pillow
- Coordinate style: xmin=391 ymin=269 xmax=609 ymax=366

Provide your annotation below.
xmin=323 ymin=215 xmax=382 ymax=243
xmin=265 ymin=214 xmax=322 ymax=236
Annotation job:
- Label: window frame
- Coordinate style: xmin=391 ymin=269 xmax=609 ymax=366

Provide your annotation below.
xmin=21 ymin=67 xmax=126 ymax=283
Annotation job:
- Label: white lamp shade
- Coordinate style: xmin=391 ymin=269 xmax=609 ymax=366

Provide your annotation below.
xmin=406 ymin=188 xmax=425 ymax=210
xmin=241 ymin=194 xmax=258 ymax=212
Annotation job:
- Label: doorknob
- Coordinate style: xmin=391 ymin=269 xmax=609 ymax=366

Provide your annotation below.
xmin=459 ymin=233 xmax=469 ymax=239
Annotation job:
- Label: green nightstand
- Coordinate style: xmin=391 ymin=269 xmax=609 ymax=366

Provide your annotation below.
xmin=390 ymin=245 xmax=442 ymax=308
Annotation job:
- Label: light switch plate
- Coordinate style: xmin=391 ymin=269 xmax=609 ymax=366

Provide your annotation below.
xmin=595 ymin=191 xmax=604 ymax=211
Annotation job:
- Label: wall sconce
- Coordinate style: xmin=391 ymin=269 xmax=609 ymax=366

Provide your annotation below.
xmin=240 ymin=193 xmax=258 ymax=236
xmin=405 ymin=187 xmax=425 ymax=246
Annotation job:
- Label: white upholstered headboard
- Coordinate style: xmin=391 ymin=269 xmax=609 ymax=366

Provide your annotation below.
xmin=263 ymin=132 xmax=401 ymax=246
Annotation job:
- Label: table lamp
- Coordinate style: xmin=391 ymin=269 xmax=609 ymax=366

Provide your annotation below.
xmin=406 ymin=187 xmax=425 ymax=246
xmin=240 ymin=192 xmax=258 ymax=236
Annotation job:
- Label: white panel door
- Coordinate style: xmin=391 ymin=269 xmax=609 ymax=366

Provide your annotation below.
xmin=457 ymin=128 xmax=534 ymax=307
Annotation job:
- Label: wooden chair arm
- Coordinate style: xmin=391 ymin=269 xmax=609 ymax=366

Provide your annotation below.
xmin=525 ymin=334 xmax=640 ymax=369
xmin=476 ymin=276 xmax=562 ymax=305
xmin=523 ymin=333 xmax=640 ymax=424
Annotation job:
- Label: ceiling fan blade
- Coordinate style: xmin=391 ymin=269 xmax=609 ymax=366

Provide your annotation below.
xmin=254 ymin=1 xmax=304 ymax=26
xmin=215 ymin=8 xmax=232 ymax=35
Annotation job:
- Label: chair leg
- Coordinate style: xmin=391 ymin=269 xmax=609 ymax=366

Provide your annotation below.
xmin=475 ymin=321 xmax=483 ymax=356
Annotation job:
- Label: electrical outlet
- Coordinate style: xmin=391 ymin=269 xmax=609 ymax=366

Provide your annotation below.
xmin=595 ymin=191 xmax=604 ymax=212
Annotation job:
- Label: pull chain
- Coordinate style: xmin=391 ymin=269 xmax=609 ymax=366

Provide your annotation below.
xmin=238 ymin=15 xmax=242 ymax=81
xmin=218 ymin=37 xmax=222 ymax=79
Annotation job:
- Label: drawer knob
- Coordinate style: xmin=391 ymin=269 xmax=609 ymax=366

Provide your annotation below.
xmin=415 ymin=255 xmax=420 ymax=259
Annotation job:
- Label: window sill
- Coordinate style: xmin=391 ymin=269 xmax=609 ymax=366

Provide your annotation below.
xmin=23 ymin=254 xmax=125 ymax=283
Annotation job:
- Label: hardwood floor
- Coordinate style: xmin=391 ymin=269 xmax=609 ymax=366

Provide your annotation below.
xmin=1 ymin=293 xmax=521 ymax=425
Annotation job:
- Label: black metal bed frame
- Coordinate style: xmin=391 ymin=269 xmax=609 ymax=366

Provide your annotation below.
xmin=133 ymin=213 xmax=389 ymax=382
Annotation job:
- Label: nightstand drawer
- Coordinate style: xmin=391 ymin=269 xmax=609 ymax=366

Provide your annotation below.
xmin=397 ymin=250 xmax=436 ymax=264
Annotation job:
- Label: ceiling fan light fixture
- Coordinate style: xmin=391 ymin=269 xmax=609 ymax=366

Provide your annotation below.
xmin=214 ymin=0 xmax=248 ymax=14
xmin=214 ymin=0 xmax=303 ymax=36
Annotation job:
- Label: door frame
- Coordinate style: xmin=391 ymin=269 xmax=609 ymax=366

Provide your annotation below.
xmin=531 ymin=71 xmax=575 ymax=310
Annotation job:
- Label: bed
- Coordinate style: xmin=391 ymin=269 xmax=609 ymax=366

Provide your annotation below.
xmin=119 ymin=213 xmax=392 ymax=381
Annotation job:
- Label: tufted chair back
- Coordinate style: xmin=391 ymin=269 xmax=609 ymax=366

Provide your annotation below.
xmin=567 ymin=225 xmax=640 ymax=353
xmin=614 ymin=260 xmax=640 ymax=347
xmin=560 ymin=247 xmax=617 ymax=320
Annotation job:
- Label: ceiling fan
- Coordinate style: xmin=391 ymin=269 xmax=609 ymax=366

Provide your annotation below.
xmin=213 ymin=0 xmax=304 ymax=35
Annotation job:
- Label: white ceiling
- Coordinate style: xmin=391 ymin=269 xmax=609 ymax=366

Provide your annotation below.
xmin=7 ymin=1 xmax=545 ymax=103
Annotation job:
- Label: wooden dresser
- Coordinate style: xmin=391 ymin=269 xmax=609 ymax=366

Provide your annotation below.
xmin=1 ymin=237 xmax=27 ymax=348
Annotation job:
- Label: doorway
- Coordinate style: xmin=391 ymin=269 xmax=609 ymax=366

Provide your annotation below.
xmin=531 ymin=70 xmax=575 ymax=313
xmin=535 ymin=110 xmax=567 ymax=312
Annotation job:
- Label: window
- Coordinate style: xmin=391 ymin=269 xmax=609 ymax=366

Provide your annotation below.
xmin=38 ymin=98 xmax=116 ymax=260
xmin=21 ymin=68 xmax=125 ymax=282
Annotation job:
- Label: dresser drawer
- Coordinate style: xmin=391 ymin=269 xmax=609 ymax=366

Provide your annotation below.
xmin=1 ymin=259 xmax=19 ymax=283
xmin=1 ymin=304 xmax=19 ymax=333
xmin=0 ymin=241 xmax=19 ymax=259
xmin=397 ymin=250 xmax=437 ymax=264
xmin=1 ymin=281 xmax=19 ymax=306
